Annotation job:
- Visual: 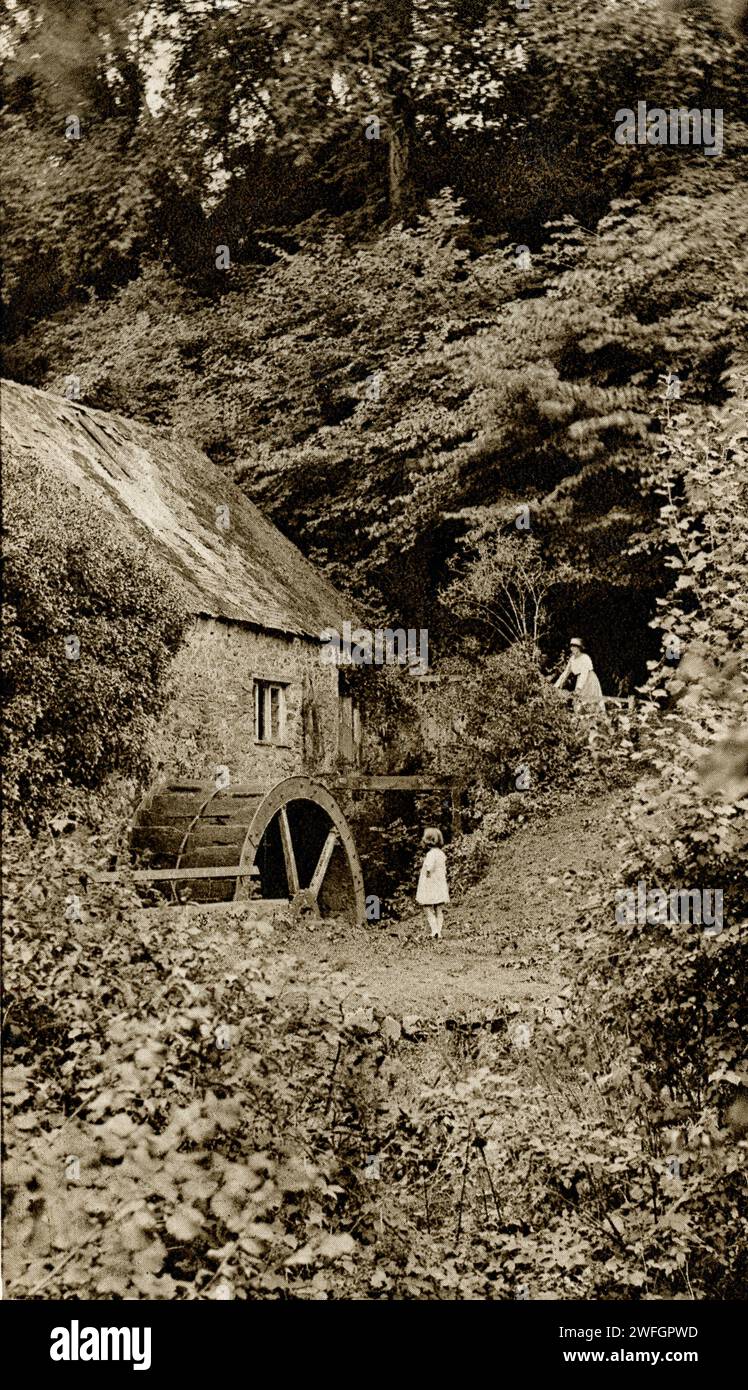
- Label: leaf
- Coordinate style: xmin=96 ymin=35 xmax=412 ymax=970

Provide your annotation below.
xmin=317 ymin=1233 xmax=356 ymax=1260
xmin=285 ymin=1232 xmax=355 ymax=1266
xmin=381 ymin=1015 xmax=402 ymax=1042
xmin=165 ymin=1206 xmax=205 ymax=1242
xmin=104 ymin=1113 xmax=136 ymax=1138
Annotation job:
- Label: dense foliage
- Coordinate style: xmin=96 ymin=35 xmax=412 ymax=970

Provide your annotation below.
xmin=8 ymin=169 xmax=747 ymax=683
xmin=1 ymin=0 xmax=746 ymax=1304
xmin=1 ymin=449 xmax=187 ymax=827
xmin=562 ymin=383 xmax=748 ymax=1295
xmin=4 ymin=697 xmax=744 ymax=1303
xmin=3 ymin=2 xmax=747 ymax=684
xmin=435 ymin=645 xmax=588 ymax=789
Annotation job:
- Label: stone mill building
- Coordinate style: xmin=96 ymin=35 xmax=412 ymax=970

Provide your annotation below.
xmin=1 ymin=378 xmax=362 ymax=787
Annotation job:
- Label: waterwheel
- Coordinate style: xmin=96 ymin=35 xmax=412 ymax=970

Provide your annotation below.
xmin=130 ymin=775 xmax=366 ymax=924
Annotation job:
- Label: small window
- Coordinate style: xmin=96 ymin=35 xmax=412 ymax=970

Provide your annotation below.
xmin=254 ymin=680 xmax=287 ymax=745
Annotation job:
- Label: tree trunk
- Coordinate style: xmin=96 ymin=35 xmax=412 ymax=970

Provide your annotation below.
xmin=385 ymin=0 xmax=417 ymax=219
xmin=388 ymin=94 xmax=417 ymax=219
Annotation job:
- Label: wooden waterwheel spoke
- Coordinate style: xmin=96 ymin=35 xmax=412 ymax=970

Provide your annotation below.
xmin=278 ymin=806 xmax=300 ymax=896
xmin=308 ymin=830 xmax=339 ymax=900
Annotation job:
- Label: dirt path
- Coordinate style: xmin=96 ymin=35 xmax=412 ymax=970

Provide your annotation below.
xmin=270 ymin=793 xmax=624 ymax=1019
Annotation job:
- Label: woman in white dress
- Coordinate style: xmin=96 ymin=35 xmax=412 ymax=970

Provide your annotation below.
xmin=416 ymin=827 xmax=450 ymax=940
xmin=554 ymin=638 xmax=606 ymax=715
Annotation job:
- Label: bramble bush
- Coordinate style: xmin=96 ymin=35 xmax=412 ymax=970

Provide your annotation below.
xmin=2 ymin=799 xmax=387 ymax=1299
xmin=1 ymin=448 xmax=187 ymax=828
xmin=606 ymin=383 xmax=748 ymax=1086
xmin=2 ymin=798 xmax=522 ymax=1301
xmin=548 ymin=384 xmax=748 ymax=1295
xmin=437 ymin=644 xmax=588 ymax=794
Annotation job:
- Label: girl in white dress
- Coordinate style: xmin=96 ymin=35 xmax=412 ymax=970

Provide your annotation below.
xmin=416 ymin=827 xmax=450 ymax=940
xmin=554 ymin=638 xmax=606 ymax=715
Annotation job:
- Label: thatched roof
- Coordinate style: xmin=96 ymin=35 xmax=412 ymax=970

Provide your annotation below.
xmin=1 ymin=379 xmax=350 ymax=640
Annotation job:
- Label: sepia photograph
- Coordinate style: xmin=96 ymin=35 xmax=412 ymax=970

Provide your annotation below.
xmin=1 ymin=0 xmax=746 ymax=1364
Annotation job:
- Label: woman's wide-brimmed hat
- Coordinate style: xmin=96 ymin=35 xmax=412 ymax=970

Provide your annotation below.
xmin=422 ymin=827 xmax=443 ymax=847
xmin=570 ymin=637 xmax=583 ymax=647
